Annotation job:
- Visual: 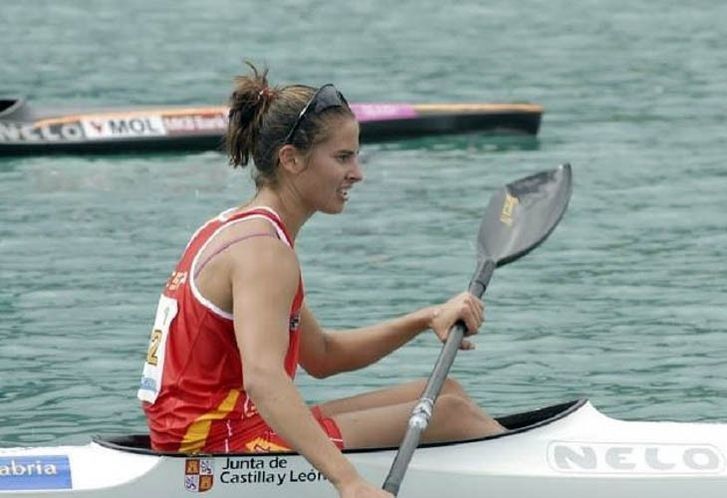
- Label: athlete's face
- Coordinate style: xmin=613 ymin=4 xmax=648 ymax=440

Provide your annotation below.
xmin=296 ymin=116 xmax=362 ymax=214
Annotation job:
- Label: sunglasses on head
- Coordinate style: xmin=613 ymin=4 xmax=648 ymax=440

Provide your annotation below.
xmin=283 ymin=84 xmax=349 ymax=145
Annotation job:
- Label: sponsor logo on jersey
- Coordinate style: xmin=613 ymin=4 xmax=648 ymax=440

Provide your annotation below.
xmin=289 ymin=313 xmax=300 ymax=330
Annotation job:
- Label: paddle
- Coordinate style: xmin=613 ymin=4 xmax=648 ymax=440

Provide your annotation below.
xmin=382 ymin=164 xmax=573 ymax=496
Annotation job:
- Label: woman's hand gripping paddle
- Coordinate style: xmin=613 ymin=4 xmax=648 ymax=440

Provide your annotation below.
xmin=382 ymin=164 xmax=573 ymax=495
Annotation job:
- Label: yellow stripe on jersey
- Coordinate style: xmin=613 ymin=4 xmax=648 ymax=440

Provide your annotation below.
xmin=179 ymin=389 xmax=240 ymax=453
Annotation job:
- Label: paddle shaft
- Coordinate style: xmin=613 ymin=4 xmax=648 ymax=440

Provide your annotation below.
xmin=382 ymin=259 xmax=496 ymax=495
xmin=381 ymin=164 xmax=572 ymax=495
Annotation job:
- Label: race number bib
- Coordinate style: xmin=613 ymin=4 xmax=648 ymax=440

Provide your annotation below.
xmin=137 ymin=294 xmax=178 ymax=404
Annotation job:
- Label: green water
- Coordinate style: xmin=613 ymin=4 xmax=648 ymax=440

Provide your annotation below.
xmin=1 ymin=0 xmax=726 ymax=446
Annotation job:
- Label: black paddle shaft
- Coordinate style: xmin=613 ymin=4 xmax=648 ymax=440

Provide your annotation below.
xmin=382 ymin=164 xmax=572 ymax=496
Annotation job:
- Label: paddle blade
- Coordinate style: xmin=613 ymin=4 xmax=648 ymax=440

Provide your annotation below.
xmin=478 ymin=163 xmax=572 ymax=267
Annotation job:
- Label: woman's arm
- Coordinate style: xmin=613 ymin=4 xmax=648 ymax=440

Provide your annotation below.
xmin=230 ymin=237 xmax=360 ymax=492
xmin=299 ymin=292 xmax=484 ymax=378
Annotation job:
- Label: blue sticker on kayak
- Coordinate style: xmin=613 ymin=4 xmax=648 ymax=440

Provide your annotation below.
xmin=0 ymin=455 xmax=72 ymax=490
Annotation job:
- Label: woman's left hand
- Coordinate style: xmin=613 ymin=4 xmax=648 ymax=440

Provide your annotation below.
xmin=428 ymin=292 xmax=485 ymax=350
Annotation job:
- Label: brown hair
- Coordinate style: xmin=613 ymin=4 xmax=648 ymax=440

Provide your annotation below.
xmin=226 ymin=62 xmax=354 ymax=188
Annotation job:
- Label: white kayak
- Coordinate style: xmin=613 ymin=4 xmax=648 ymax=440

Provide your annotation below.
xmin=1 ymin=399 xmax=726 ymax=497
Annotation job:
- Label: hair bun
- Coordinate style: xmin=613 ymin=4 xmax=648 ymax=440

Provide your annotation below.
xmin=257 ymin=86 xmax=275 ymax=103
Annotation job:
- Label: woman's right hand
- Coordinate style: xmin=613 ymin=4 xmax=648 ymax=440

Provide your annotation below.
xmin=337 ymin=476 xmax=394 ymax=498
xmin=428 ymin=291 xmax=485 ymax=350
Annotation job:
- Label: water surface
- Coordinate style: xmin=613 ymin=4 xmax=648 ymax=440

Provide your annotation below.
xmin=1 ymin=0 xmax=726 ymax=446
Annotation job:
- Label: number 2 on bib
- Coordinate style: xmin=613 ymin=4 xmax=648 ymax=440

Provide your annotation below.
xmin=137 ymin=295 xmax=178 ymax=404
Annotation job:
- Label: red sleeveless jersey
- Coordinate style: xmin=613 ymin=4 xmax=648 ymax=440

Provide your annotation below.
xmin=138 ymin=207 xmax=304 ymax=453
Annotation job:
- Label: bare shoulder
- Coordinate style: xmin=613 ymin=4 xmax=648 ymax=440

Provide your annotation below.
xmin=201 ymin=216 xmax=295 ymax=264
xmin=223 ymin=222 xmax=299 ymax=292
xmin=215 ymin=216 xmax=280 ymax=244
xmin=228 ymin=227 xmax=300 ymax=323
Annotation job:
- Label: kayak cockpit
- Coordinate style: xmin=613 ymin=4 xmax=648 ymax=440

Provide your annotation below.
xmin=93 ymin=399 xmax=586 ymax=456
xmin=497 ymin=398 xmax=586 ymax=431
xmin=93 ymin=434 xmax=155 ymax=455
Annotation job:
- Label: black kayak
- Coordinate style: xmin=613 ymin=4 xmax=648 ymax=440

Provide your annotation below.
xmin=0 ymin=97 xmax=542 ymax=156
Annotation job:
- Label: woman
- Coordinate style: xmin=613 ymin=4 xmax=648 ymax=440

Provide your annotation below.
xmin=138 ymin=64 xmax=505 ymax=498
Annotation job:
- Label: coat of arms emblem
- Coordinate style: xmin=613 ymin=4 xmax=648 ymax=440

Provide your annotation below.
xmin=184 ymin=458 xmax=214 ymax=493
